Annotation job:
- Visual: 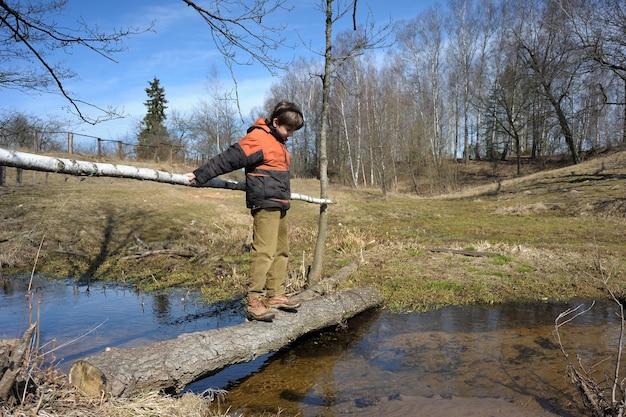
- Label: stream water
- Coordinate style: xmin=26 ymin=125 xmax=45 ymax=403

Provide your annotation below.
xmin=1 ymin=274 xmax=617 ymax=416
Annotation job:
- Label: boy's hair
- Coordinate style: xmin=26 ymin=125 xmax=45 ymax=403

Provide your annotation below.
xmin=270 ymin=101 xmax=305 ymax=131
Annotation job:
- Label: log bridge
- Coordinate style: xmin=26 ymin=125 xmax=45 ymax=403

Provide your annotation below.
xmin=68 ymin=287 xmax=382 ymax=397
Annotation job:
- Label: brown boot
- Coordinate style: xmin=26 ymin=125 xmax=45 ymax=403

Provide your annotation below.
xmin=247 ymin=296 xmax=275 ymax=322
xmin=267 ymin=294 xmax=301 ymax=311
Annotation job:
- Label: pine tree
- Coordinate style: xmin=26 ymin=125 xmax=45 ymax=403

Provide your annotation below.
xmin=137 ymin=77 xmax=170 ymax=160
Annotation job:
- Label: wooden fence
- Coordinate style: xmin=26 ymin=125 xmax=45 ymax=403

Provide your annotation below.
xmin=0 ymin=131 xmax=189 ymax=164
xmin=0 ymin=131 xmax=196 ymax=187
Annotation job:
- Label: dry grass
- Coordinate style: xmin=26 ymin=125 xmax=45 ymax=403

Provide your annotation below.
xmin=2 ymin=375 xmax=237 ymax=417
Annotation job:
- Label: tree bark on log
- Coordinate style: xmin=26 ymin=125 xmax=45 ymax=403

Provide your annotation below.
xmin=0 ymin=148 xmax=333 ymax=205
xmin=68 ymin=287 xmax=382 ymax=398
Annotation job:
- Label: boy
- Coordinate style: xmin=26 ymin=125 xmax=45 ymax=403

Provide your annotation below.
xmin=185 ymin=101 xmax=305 ymax=322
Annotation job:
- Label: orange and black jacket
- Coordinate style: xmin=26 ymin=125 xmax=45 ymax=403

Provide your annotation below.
xmin=192 ymin=118 xmax=291 ymax=211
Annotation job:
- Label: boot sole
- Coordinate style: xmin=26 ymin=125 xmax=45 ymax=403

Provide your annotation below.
xmin=246 ymin=312 xmax=275 ymax=322
xmin=268 ymin=303 xmax=300 ymax=311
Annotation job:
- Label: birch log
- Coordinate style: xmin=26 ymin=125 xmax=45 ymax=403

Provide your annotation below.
xmin=68 ymin=287 xmax=382 ymax=397
xmin=0 ymin=148 xmax=333 ymax=205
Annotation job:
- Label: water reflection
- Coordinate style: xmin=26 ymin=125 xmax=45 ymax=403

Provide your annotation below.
xmin=0 ymin=274 xmax=243 ymax=370
xmin=194 ymin=301 xmax=617 ymax=417
xmin=1 ymin=275 xmax=619 ymax=416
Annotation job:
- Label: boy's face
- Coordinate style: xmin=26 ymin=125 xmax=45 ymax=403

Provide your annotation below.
xmin=272 ymin=119 xmax=296 ymax=140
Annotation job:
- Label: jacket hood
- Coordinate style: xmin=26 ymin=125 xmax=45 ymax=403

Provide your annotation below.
xmin=247 ymin=118 xmax=286 ymax=143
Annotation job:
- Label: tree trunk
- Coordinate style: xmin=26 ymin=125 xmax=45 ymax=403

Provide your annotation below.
xmin=307 ymin=0 xmax=333 ymax=284
xmin=0 ymin=148 xmax=332 ymax=205
xmin=68 ymin=287 xmax=382 ymax=398
xmin=543 ymin=88 xmax=580 ymax=164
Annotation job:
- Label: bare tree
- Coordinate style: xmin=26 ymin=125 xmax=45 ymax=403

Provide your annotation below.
xmin=396 ymin=5 xmax=448 ymax=178
xmin=1 ymin=0 xmax=294 ymax=125
xmin=187 ymin=95 xmax=241 ymax=162
xmin=206 ymin=72 xmax=241 ymax=152
xmin=481 ymin=7 xmax=534 ymax=174
xmin=514 ymin=0 xmax=585 ymax=164
xmin=566 ymin=0 xmax=626 ymax=145
xmin=308 ymin=0 xmax=337 ymax=286
xmin=166 ymin=109 xmax=193 ymax=162
xmin=182 ymin=0 xmax=292 ymax=117
xmin=307 ymin=0 xmax=390 ymax=284
xmin=331 ymin=32 xmax=374 ymax=189
xmin=0 ymin=0 xmax=146 ymax=124
xmin=466 ymin=0 xmax=498 ymax=162
xmin=446 ymin=0 xmax=482 ymax=164
xmin=0 ymin=110 xmax=66 ymax=151
xmin=334 ymin=54 xmax=365 ymax=188
xmin=488 ymin=64 xmax=532 ymax=173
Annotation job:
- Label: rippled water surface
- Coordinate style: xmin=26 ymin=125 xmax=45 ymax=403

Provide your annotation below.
xmin=2 ymin=275 xmax=619 ymax=416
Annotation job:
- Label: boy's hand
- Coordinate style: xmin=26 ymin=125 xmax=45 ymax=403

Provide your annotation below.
xmin=183 ymin=172 xmax=197 ymax=186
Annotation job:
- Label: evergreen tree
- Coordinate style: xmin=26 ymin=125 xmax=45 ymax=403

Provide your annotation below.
xmin=137 ymin=77 xmax=170 ymax=160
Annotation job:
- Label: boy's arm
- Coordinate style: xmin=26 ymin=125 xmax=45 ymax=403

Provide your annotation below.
xmin=192 ymin=142 xmax=263 ymax=185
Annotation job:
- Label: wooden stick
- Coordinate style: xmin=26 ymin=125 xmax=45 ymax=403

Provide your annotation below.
xmin=0 ymin=148 xmax=334 ymax=205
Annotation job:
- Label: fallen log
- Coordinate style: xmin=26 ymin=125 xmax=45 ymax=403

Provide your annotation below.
xmin=0 ymin=147 xmax=334 ymax=205
xmin=429 ymin=248 xmax=500 ymax=257
xmin=68 ymin=286 xmax=382 ymax=397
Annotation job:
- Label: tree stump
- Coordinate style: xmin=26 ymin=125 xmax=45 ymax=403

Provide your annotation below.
xmin=0 ymin=323 xmax=37 ymax=402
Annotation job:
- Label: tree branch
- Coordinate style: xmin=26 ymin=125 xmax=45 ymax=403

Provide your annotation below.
xmin=182 ymin=0 xmax=291 ymax=73
xmin=0 ymin=0 xmax=150 ymax=124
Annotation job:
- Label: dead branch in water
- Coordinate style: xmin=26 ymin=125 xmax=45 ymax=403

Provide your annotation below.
xmin=553 ymin=240 xmax=626 ymax=416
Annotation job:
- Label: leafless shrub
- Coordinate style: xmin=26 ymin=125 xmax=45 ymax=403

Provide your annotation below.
xmin=554 ymin=244 xmax=626 ymax=416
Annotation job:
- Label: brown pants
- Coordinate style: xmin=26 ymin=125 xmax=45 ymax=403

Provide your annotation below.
xmin=248 ymin=207 xmax=289 ymax=298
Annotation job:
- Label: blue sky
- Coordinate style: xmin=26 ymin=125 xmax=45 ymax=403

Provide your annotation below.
xmin=3 ymin=0 xmax=436 ymax=140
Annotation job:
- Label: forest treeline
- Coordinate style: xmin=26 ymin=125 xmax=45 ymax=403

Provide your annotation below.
xmin=2 ymin=0 xmax=625 ymax=195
